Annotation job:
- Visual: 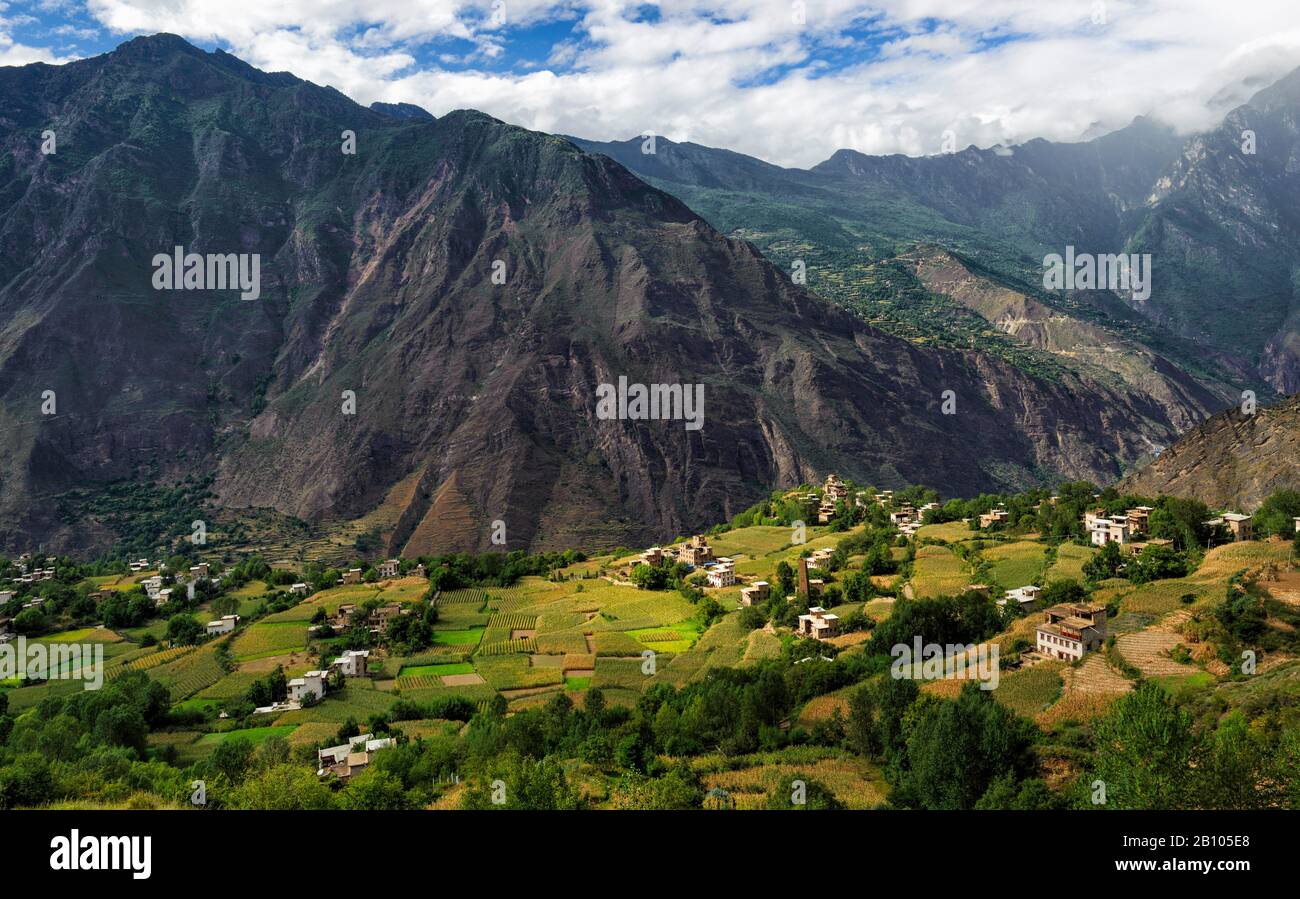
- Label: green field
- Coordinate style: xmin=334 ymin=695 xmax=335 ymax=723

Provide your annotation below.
xmin=909 ymin=545 xmax=970 ymax=598
xmin=982 ymin=541 xmax=1049 ymax=588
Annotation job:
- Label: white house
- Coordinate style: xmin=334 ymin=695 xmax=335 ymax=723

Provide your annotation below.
xmin=317 ymin=733 xmax=393 ymax=779
xmin=205 ymin=614 xmax=239 ymax=636
xmin=141 ymin=576 xmax=163 ymax=599
xmin=377 ymin=559 xmax=400 ymax=579
xmin=0 ymin=590 xmax=14 ymax=605
xmin=287 ymin=670 xmax=328 ymax=703
xmin=1036 ymin=602 xmax=1107 ymax=661
xmin=290 ymin=583 xmax=310 ymax=596
xmin=331 ymin=649 xmax=370 ymax=677
xmin=1089 ymin=517 xmax=1129 ymax=546
xmin=999 ymin=585 xmax=1042 ymax=607
xmin=706 ymin=561 xmax=736 ymax=588
xmin=797 ymin=607 xmax=840 ymax=641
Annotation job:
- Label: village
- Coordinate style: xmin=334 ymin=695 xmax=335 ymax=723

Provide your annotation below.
xmin=2 ymin=473 xmax=1299 ymax=809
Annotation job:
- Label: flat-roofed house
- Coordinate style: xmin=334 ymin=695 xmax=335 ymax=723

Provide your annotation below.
xmin=317 ymin=733 xmax=393 ymax=780
xmin=1036 ymin=602 xmax=1107 ymax=661
xmin=706 ymin=561 xmax=736 ymax=588
xmin=680 ymin=536 xmax=714 ymax=567
xmin=640 ymin=547 xmax=664 ymax=567
xmin=287 ymin=670 xmax=328 ymax=703
xmin=740 ymin=581 xmax=770 ymax=606
xmin=1000 ymin=585 xmax=1042 ymax=607
xmin=290 ymin=583 xmax=310 ymax=596
xmin=978 ymin=509 xmax=1009 ymax=529
xmin=797 ymin=607 xmax=840 ymax=641
xmin=1294 ymin=517 xmax=1300 ymax=534
xmin=370 ymin=603 xmax=404 ymax=633
xmin=189 ymin=563 xmax=210 ymax=580
xmin=205 ymin=615 xmax=239 ymax=636
xmin=377 ymin=559 xmax=400 ymax=579
xmin=1090 ymin=517 xmax=1129 ymax=547
xmin=341 ymin=568 xmax=363 ymax=585
xmin=823 ymin=474 xmax=848 ymax=500
xmin=331 ymin=649 xmax=370 ymax=677
xmin=1126 ymin=506 xmax=1153 ymax=536
xmin=1222 ymin=513 xmax=1253 ymax=542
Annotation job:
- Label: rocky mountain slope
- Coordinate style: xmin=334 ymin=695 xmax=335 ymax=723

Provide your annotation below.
xmin=1120 ymin=395 xmax=1300 ymax=510
xmin=0 ymin=35 xmax=1251 ymax=555
xmin=575 ymin=81 xmax=1300 ymax=398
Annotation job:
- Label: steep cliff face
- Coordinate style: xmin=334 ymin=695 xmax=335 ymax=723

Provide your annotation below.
xmin=1120 ymin=395 xmax=1300 ymax=510
xmin=0 ymin=35 xmax=1222 ymax=555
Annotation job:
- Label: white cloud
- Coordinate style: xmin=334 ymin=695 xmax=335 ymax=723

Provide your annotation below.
xmin=73 ymin=0 xmax=1300 ymax=167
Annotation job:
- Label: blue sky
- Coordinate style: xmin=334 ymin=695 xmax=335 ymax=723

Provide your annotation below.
xmin=5 ymin=2 xmax=1300 ymax=167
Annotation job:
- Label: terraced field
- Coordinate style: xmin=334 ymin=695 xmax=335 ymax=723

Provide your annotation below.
xmin=982 ymin=541 xmax=1048 ymax=588
xmin=909 ymin=544 xmax=971 ymax=598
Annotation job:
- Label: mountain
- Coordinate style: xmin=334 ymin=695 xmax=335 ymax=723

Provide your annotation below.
xmin=370 ymin=101 xmax=434 ymax=121
xmin=1120 ymin=394 xmax=1300 ymax=510
xmin=0 ymin=35 xmax=1253 ymax=556
xmin=1129 ymin=68 xmax=1300 ymax=393
xmin=573 ymin=91 xmax=1300 ymax=398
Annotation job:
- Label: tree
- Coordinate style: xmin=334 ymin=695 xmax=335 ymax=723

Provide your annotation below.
xmin=229 ymin=764 xmax=335 ymax=810
xmin=1082 ymin=541 xmax=1123 ymax=581
xmin=1254 ymin=489 xmax=1300 ymax=538
xmin=899 ymin=683 xmax=1037 ymax=809
xmin=1089 ymin=682 xmax=1197 ymax=809
xmin=165 ymin=613 xmax=202 ymax=646
xmin=1149 ymin=497 xmax=1212 ymax=551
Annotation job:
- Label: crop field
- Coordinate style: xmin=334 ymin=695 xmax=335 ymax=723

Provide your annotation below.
xmin=915 ymin=521 xmax=975 ymax=542
xmin=119 ymin=645 xmax=196 ymax=673
xmin=981 ymin=541 xmax=1048 ymax=588
xmin=192 ymin=725 xmax=297 ymax=751
xmin=271 ymin=683 xmax=398 ymax=725
xmin=148 ymin=645 xmax=227 ymax=700
xmin=1046 ymin=543 xmax=1095 ymax=582
xmin=909 ymin=544 xmax=970 ymax=598
xmin=708 ymin=525 xmax=799 ymax=558
xmin=476 ymin=637 xmax=538 ymax=656
xmin=591 ymin=630 xmax=647 ymax=656
xmin=657 ymin=614 xmax=750 ymax=686
xmin=474 ymin=655 xmax=564 ymax=690
xmin=535 ymin=630 xmax=590 ymax=654
xmin=33 ymin=626 xmax=123 ymax=644
xmin=693 ymin=747 xmax=887 ymax=810
xmin=992 ymin=661 xmax=1065 ymax=718
xmin=261 ymin=603 xmax=318 ymax=623
xmin=196 ymin=670 xmax=263 ymax=701
xmin=592 ymin=656 xmax=654 ymax=691
xmin=431 ymin=627 xmax=485 ymax=646
xmin=232 ymin=621 xmax=310 ymax=660
xmin=487 ymin=613 xmax=538 ymax=630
